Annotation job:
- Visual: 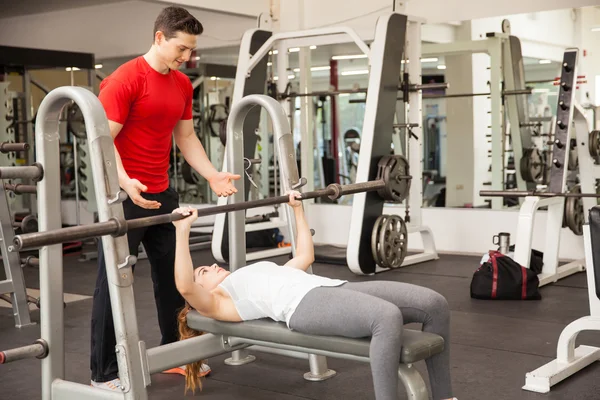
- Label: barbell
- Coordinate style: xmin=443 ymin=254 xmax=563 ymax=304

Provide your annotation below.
xmin=480 ymin=190 xmax=600 ymax=198
xmin=12 ymin=155 xmax=411 ymax=251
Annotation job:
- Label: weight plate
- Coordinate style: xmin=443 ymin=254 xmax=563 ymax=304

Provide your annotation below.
xmin=219 ymin=119 xmax=227 ymax=146
xmin=376 ymin=155 xmax=411 ymax=202
xmin=568 ymin=139 xmax=578 ymax=171
xmin=181 ymin=161 xmax=201 ymax=184
xmin=565 ymin=184 xmax=584 ymax=236
xmin=589 ymin=130 xmax=600 ymax=158
xmin=371 ymin=214 xmax=408 ymax=269
xmin=209 ymin=104 xmax=228 ymax=137
xmin=519 ymin=148 xmax=544 ymax=184
xmin=371 ymin=215 xmax=386 ymax=267
xmin=67 ymin=103 xmax=87 ymax=139
xmin=20 ymin=214 xmax=38 ymax=234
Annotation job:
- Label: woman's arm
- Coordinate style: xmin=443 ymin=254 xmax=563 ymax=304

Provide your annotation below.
xmin=173 ymin=208 xmax=218 ymax=315
xmin=284 ymin=192 xmax=315 ymax=272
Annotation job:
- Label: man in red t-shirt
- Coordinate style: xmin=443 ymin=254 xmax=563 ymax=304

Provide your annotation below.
xmin=90 ymin=6 xmax=239 ymax=390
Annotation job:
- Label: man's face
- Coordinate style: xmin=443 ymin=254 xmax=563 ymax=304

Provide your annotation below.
xmin=156 ymin=31 xmax=197 ymax=70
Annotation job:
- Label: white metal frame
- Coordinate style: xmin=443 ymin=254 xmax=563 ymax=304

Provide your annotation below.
xmin=522 ymin=219 xmax=600 ymax=393
xmin=395 ymin=20 xmax=438 ymax=269
xmin=512 ymin=104 xmax=595 ymax=287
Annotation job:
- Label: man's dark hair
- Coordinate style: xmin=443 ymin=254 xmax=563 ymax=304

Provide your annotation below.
xmin=154 ymin=6 xmax=203 ymax=40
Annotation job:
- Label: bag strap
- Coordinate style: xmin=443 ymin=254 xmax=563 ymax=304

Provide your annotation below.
xmin=488 ymin=251 xmax=500 ymax=299
xmin=521 ymin=266 xmax=528 ymax=300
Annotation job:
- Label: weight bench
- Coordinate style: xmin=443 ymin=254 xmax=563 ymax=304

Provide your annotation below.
xmin=187 ymin=311 xmax=444 ymax=400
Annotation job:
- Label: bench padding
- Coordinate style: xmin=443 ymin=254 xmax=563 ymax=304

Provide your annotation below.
xmin=187 ymin=311 xmax=444 ymax=364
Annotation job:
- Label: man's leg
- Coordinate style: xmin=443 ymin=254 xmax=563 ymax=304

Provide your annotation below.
xmin=90 ymin=199 xmax=146 ymax=383
xmin=342 ymin=281 xmax=453 ymax=400
xmin=143 ymin=221 xmax=184 ymax=346
xmin=140 ymin=188 xmax=184 ymax=346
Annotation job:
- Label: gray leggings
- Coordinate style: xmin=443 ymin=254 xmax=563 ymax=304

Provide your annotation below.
xmin=288 ymin=281 xmax=452 ymax=400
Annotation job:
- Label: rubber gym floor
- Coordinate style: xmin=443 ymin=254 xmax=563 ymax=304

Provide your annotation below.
xmin=2 ymin=246 xmax=600 ymax=400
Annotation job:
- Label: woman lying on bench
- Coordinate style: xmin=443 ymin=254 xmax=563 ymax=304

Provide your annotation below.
xmin=172 ymin=192 xmax=456 ymax=400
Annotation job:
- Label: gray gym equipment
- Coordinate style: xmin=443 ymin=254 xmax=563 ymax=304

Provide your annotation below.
xmin=0 ymin=178 xmax=34 ymax=328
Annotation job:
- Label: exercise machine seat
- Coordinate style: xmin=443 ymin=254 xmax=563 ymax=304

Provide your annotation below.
xmin=187 ymin=311 xmax=444 ymax=364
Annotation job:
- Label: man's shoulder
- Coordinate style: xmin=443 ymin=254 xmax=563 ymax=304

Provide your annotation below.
xmin=101 ymin=57 xmax=146 ymax=88
xmin=171 ymin=70 xmax=192 ymax=89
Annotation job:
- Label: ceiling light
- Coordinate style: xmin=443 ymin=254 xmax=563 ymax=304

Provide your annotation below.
xmin=341 ymin=69 xmax=369 ymax=76
xmin=65 ymin=67 xmax=81 ymax=72
xmin=332 ymin=54 xmax=368 ymax=60
xmin=437 ymin=65 xmax=447 ymax=70
xmin=210 ymin=76 xmax=217 ymax=80
xmin=421 ymin=57 xmax=438 ymax=63
xmin=539 ymin=59 xmax=552 ymax=64
xmin=269 ymin=50 xmax=279 ymax=55
xmin=310 ymin=45 xmax=317 ymax=50
xmin=94 ymin=64 xmax=103 ymax=69
xmin=267 ymin=62 xmax=272 ymax=66
xmin=194 ymin=56 xmax=201 ymax=61
xmin=591 ymin=27 xmax=600 ymax=32
xmin=289 ymin=47 xmax=300 ymax=53
xmin=292 ymin=66 xmax=331 ymax=73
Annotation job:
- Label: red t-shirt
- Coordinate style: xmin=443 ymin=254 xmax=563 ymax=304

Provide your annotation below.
xmin=98 ymin=56 xmax=193 ymax=193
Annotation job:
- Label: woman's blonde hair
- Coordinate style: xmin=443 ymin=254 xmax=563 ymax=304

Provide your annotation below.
xmin=177 ymin=303 xmax=207 ymax=394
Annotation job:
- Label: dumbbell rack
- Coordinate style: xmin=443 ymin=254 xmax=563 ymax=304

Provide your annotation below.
xmin=0 ymin=180 xmax=34 ymax=327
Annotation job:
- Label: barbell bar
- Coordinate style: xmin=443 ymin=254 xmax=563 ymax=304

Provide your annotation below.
xmin=13 ymin=179 xmax=390 ymax=251
xmin=4 ymin=183 xmax=37 ymax=194
xmin=0 ymin=339 xmax=48 ymax=364
xmin=0 ymin=163 xmax=44 ymax=181
xmin=0 ymin=142 xmax=29 ymax=153
xmin=351 ymin=88 xmax=533 ymax=104
xmin=280 ymin=82 xmax=449 ymax=99
xmin=480 ymin=190 xmax=600 ymax=198
xmin=423 ymin=88 xmax=532 ymax=100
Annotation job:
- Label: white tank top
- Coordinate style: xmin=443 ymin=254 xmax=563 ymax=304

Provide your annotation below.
xmin=218 ymin=261 xmax=347 ymax=327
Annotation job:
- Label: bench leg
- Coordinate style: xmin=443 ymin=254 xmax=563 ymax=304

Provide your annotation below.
xmin=398 ymin=364 xmax=429 ymax=400
xmin=224 ymin=350 xmax=256 ymax=366
xmin=304 ymin=354 xmax=337 ymax=381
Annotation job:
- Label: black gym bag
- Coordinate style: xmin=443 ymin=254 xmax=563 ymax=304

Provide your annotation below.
xmin=470 ymin=251 xmax=541 ymax=300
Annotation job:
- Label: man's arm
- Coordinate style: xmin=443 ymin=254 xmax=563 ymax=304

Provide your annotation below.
xmin=173 ymin=119 xmax=219 ymax=181
xmin=108 ymin=120 xmax=129 ymax=186
xmin=108 ymin=120 xmax=160 ymax=209
xmin=284 ymin=200 xmax=315 ymax=272
xmin=174 ymin=225 xmax=218 ymax=315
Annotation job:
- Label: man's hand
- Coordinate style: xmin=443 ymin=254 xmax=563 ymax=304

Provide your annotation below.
xmin=208 ymin=172 xmax=241 ymax=197
xmin=287 ymin=190 xmax=303 ymax=208
xmin=122 ymin=178 xmax=161 ymax=209
xmin=172 ymin=206 xmax=198 ymax=230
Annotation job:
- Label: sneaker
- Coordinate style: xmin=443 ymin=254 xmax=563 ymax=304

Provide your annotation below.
xmin=91 ymin=378 xmax=122 ymax=391
xmin=162 ymin=362 xmax=211 ymax=377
